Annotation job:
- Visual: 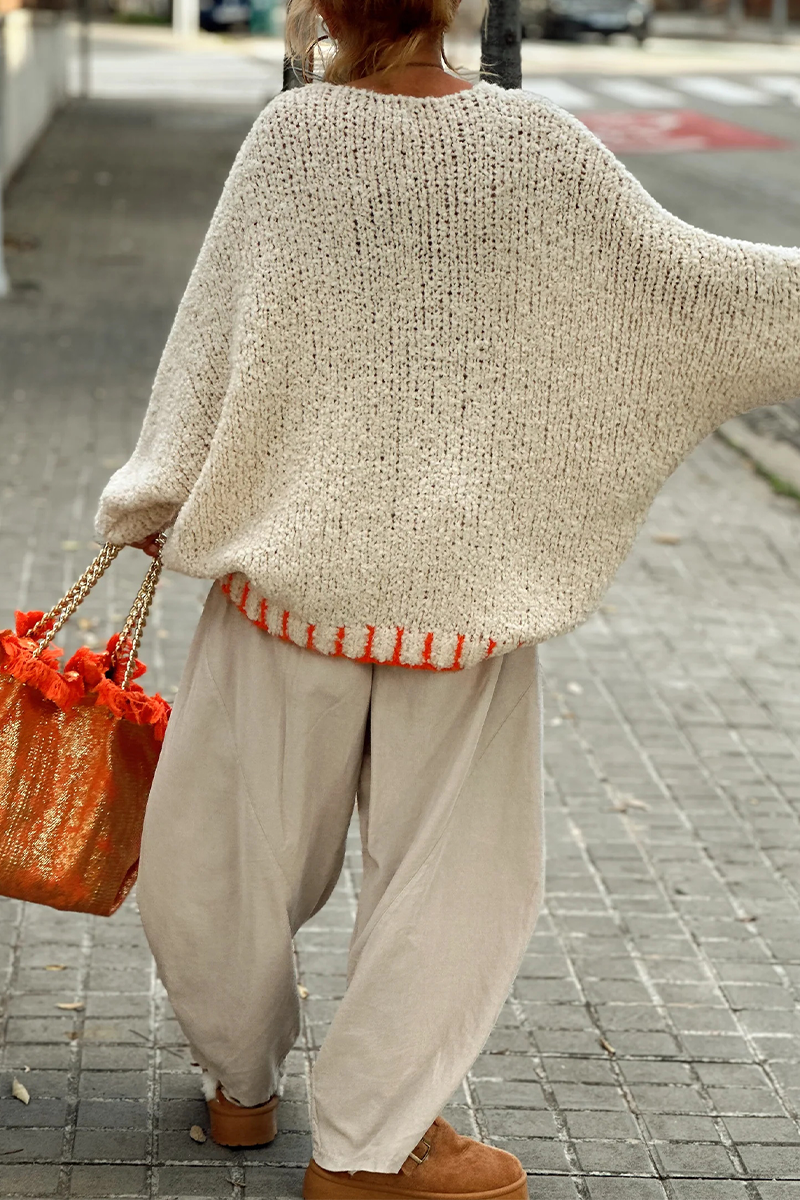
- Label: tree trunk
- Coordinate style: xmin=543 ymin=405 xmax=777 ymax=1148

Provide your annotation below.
xmin=480 ymin=0 xmax=522 ymax=90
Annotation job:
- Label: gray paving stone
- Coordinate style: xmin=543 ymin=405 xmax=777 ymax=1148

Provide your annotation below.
xmin=654 ymin=1141 xmax=739 ymax=1177
xmin=739 ymin=1146 xmax=800 ymax=1179
xmin=154 ymin=1165 xmax=235 ymax=1196
xmin=241 ymin=1167 xmax=307 ymax=1199
xmin=668 ymin=1184 xmax=751 ymax=1199
xmin=0 ymin=1164 xmax=61 ymax=1196
xmin=585 ymin=1179 xmax=668 ymax=1199
xmin=69 ymin=1164 xmax=149 ymax=1197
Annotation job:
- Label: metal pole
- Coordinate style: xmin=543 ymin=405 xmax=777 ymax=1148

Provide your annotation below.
xmin=480 ymin=0 xmax=521 ymax=89
xmin=726 ymin=0 xmax=745 ymax=32
xmin=772 ymin=0 xmax=788 ymax=40
xmin=0 ymin=11 xmax=10 ymax=300
xmin=282 ymin=0 xmax=304 ymax=90
xmin=77 ymin=0 xmax=91 ymax=100
xmin=173 ymin=0 xmax=200 ymax=38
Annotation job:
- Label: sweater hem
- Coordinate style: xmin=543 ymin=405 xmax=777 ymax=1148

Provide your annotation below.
xmin=218 ymin=574 xmax=524 ymax=671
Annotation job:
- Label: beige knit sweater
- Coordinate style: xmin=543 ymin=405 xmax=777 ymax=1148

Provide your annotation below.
xmin=95 ymin=80 xmax=800 ymax=671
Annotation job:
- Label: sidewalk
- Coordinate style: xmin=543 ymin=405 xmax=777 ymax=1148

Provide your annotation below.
xmin=1 ymin=97 xmax=800 ymax=1200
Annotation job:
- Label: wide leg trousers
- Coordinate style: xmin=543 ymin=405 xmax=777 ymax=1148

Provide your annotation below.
xmin=136 ymin=581 xmax=544 ymax=1174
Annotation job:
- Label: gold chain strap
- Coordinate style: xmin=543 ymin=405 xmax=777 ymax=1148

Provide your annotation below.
xmin=29 ymin=543 xmax=123 ymax=651
xmin=111 ymin=552 xmax=164 ymax=690
xmin=29 ymin=535 xmax=166 ymax=692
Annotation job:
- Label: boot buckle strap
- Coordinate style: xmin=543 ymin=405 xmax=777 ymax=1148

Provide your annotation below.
xmin=408 ymin=1136 xmax=431 ymax=1167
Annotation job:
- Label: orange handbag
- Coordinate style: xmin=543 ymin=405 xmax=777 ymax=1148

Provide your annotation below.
xmin=0 ymin=541 xmax=171 ymax=917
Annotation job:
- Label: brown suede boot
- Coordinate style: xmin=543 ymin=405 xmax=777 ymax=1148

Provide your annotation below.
xmin=206 ymin=1086 xmax=279 ymax=1147
xmin=303 ymin=1116 xmax=528 ymax=1199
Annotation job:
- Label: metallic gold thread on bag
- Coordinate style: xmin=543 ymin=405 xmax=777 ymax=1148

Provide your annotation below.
xmin=0 ymin=542 xmax=171 ymax=916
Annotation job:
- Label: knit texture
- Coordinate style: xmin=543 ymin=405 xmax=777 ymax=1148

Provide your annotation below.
xmin=95 ymin=80 xmax=800 ymax=670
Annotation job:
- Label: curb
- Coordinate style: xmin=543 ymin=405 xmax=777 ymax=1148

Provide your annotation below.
xmin=718 ymin=416 xmax=800 ymax=500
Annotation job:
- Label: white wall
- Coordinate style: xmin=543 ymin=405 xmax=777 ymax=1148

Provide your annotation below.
xmin=2 ymin=8 xmax=68 ymax=185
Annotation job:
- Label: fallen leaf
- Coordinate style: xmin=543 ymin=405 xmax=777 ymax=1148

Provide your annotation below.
xmin=652 ymin=532 xmax=682 ymax=545
xmin=67 ymin=1031 xmax=81 ymax=1040
xmin=189 ymin=1125 xmax=207 ymax=1143
xmin=11 ymin=1079 xmax=30 ymax=1104
xmin=737 ymin=915 xmax=757 ymax=923
xmin=61 ymin=540 xmax=81 ymax=551
xmin=22 ymin=1066 xmax=30 ymax=1074
xmin=297 ymin=985 xmax=309 ymax=1000
xmin=76 ymin=617 xmax=98 ymax=631
xmin=44 ymin=964 xmax=67 ymax=971
xmin=562 ymin=710 xmax=575 ymax=720
xmin=610 ymin=793 xmax=649 ymax=813
xmin=55 ymin=1001 xmax=84 ymax=1011
xmin=566 ymin=681 xmax=583 ymax=695
xmin=599 ymin=1038 xmax=616 ymax=1056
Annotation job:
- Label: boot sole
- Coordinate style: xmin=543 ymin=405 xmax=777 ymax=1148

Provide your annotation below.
xmin=303 ymin=1158 xmax=529 ymax=1200
xmin=207 ymin=1093 xmax=279 ymax=1147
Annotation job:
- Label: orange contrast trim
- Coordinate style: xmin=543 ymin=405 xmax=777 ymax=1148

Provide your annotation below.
xmin=355 ymin=626 xmax=376 ymax=664
xmin=218 ymin=580 xmax=508 ymax=671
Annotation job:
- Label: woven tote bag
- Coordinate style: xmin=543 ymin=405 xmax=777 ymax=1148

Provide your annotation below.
xmin=0 ymin=541 xmax=171 ymax=916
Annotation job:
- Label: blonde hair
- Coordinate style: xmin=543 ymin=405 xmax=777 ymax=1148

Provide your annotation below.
xmin=285 ymin=0 xmax=485 ymax=86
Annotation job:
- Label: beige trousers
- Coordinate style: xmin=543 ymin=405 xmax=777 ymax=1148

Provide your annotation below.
xmin=136 ymin=582 xmax=544 ymax=1174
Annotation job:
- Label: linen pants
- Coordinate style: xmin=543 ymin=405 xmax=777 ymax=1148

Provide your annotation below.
xmin=136 ymin=581 xmax=544 ymax=1174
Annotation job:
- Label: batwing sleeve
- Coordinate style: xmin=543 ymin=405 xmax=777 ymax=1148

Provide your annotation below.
xmin=554 ymin=108 xmax=800 ymax=430
xmin=93 ymin=117 xmax=264 ymax=546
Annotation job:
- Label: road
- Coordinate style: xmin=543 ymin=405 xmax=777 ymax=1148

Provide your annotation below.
xmin=0 ymin=25 xmax=798 ymax=1200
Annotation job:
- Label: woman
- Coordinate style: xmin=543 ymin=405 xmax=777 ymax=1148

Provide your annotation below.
xmin=94 ymin=1 xmax=800 ymax=1197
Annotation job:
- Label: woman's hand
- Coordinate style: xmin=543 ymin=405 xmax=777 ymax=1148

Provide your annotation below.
xmin=131 ymin=532 xmax=165 ymax=559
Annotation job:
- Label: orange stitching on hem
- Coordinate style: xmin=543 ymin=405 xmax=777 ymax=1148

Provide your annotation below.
xmin=486 ymin=639 xmax=497 ymax=658
xmin=355 ymin=626 xmax=376 ymax=663
xmin=390 ymin=627 xmax=404 ymax=666
xmin=222 ymin=587 xmax=476 ymax=672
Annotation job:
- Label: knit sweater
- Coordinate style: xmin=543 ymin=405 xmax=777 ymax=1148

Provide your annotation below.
xmin=95 ymin=80 xmax=800 ymax=671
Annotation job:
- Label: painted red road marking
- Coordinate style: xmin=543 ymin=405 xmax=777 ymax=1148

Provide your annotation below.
xmin=575 ymin=109 xmax=792 ymax=154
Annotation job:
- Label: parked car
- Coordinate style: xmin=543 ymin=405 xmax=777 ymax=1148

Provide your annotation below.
xmin=199 ymin=0 xmax=251 ymax=31
xmin=521 ymin=0 xmax=653 ymax=43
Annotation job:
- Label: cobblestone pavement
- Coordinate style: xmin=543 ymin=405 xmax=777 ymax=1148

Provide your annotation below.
xmin=1 ymin=98 xmax=800 ymax=1200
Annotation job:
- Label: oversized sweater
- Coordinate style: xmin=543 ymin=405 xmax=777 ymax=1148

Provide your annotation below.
xmin=95 ymin=79 xmax=800 ymax=672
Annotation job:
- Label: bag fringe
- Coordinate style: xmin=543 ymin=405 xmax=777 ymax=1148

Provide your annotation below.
xmin=1 ymin=613 xmax=171 ymax=738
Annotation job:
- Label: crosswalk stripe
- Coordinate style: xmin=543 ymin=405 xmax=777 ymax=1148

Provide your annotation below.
xmin=521 ymin=77 xmax=596 ymax=109
xmin=593 ymin=78 xmax=683 ymax=108
xmin=752 ymin=75 xmax=800 ymax=103
xmin=668 ymin=76 xmax=773 ymax=106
